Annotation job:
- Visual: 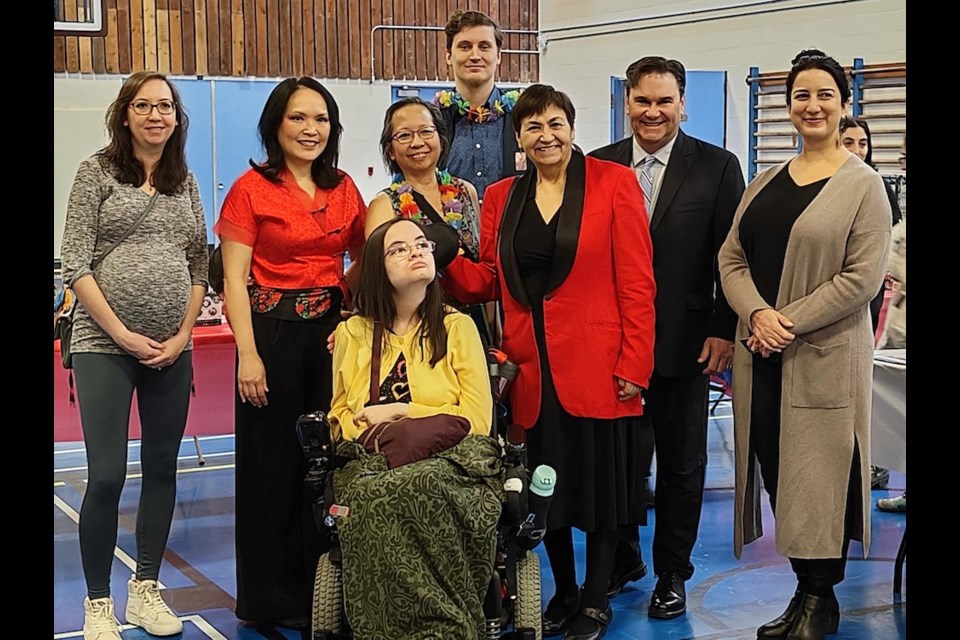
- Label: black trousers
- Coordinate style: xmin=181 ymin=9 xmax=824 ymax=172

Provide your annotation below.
xmin=234 ymin=313 xmax=338 ymax=621
xmin=73 ymin=351 xmax=193 ymax=599
xmin=615 ymin=372 xmax=708 ymax=580
xmin=750 ymin=355 xmax=861 ymax=588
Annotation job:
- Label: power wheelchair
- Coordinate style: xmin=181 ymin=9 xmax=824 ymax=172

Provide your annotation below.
xmin=297 ymin=349 xmax=549 ymax=640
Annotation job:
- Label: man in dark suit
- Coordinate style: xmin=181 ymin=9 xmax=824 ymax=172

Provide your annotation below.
xmin=589 ymin=56 xmax=745 ymax=620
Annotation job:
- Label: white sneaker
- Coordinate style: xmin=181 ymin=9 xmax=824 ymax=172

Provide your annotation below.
xmin=83 ymin=597 xmax=122 ymax=640
xmin=125 ymin=576 xmax=184 ymax=636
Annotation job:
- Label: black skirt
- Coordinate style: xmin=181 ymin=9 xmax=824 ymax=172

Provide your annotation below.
xmin=516 ymin=198 xmax=647 ymax=533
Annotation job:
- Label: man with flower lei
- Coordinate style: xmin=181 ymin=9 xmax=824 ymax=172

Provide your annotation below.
xmin=436 ymin=10 xmax=527 ymax=202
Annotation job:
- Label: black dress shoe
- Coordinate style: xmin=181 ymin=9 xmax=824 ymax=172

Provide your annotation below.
xmin=542 ymin=592 xmax=579 ymax=637
xmin=757 ymin=588 xmax=805 ymax=638
xmin=785 ymin=593 xmax=840 ymax=640
xmin=648 ymin=572 xmax=686 ymax=619
xmin=562 ymin=605 xmax=612 ymax=640
xmin=606 ymin=559 xmax=648 ymax=598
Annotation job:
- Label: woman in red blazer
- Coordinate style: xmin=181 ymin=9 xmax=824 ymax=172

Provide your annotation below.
xmin=443 ymin=84 xmax=656 ymax=640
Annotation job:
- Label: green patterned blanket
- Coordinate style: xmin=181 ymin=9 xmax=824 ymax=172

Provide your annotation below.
xmin=333 ymin=435 xmax=505 ymax=640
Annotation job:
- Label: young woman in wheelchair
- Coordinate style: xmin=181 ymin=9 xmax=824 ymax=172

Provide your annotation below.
xmin=327 ymin=217 xmax=501 ymax=639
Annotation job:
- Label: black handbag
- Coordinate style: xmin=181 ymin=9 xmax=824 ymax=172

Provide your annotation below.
xmin=56 ymin=192 xmax=160 ymax=369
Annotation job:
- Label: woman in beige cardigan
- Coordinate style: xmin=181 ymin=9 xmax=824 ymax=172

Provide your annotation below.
xmin=719 ymin=49 xmax=891 ymax=640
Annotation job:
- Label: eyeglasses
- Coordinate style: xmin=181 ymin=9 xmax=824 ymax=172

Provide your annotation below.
xmin=129 ymin=100 xmax=176 ymax=116
xmin=385 ymin=240 xmax=436 ymax=260
xmin=391 ymin=127 xmax=437 ymax=144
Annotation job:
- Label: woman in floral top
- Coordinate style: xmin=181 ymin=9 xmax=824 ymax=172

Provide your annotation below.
xmin=215 ymin=77 xmax=365 ymax=629
xmin=366 ymin=97 xmax=490 ymax=341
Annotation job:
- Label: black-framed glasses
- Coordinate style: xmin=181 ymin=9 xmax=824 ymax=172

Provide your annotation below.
xmin=385 ymin=240 xmax=436 ymax=260
xmin=129 ymin=100 xmax=176 ymax=116
xmin=391 ymin=127 xmax=437 ymax=144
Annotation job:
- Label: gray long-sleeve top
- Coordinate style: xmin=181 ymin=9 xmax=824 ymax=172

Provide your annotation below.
xmin=60 ymin=155 xmax=209 ymax=356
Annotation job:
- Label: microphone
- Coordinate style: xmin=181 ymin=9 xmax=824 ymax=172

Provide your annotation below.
xmin=518 ymin=465 xmax=556 ymax=550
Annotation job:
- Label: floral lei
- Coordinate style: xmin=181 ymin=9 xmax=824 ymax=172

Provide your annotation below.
xmin=389 ymin=169 xmax=467 ymax=229
xmin=434 ymin=89 xmax=521 ymax=123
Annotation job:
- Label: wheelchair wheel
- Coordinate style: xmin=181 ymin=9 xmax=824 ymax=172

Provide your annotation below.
xmin=312 ymin=552 xmax=343 ymax=634
xmin=513 ymin=550 xmax=542 ymax=640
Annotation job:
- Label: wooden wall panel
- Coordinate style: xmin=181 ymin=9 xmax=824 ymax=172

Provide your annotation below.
xmin=157 ymin=0 xmax=171 ymax=74
xmin=53 ymin=0 xmax=538 ymax=82
xmin=291 ymin=0 xmax=303 ymax=77
xmin=170 ymin=2 xmax=184 ymax=75
xmin=195 ymin=0 xmax=208 ymax=75
xmin=181 ymin=0 xmax=196 ymax=74
xmin=54 ymin=37 xmax=66 ymax=72
xmin=324 ymin=0 xmax=338 ymax=78
xmin=302 ymin=0 xmax=315 ymax=76
xmin=279 ymin=0 xmax=292 ymax=76
xmin=266 ymin=0 xmax=279 ymax=77
xmin=218 ymin=0 xmax=231 ymax=76
xmin=255 ymin=0 xmax=266 ymax=77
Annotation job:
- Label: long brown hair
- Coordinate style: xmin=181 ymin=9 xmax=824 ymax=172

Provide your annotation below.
xmin=355 ymin=218 xmax=449 ymax=367
xmin=101 ymin=71 xmax=190 ymax=194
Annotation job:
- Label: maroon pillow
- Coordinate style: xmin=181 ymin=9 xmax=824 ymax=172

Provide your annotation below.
xmin=357 ymin=414 xmax=470 ymax=469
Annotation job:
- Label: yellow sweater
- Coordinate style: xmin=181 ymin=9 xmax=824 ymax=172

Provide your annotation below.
xmin=329 ymin=308 xmax=493 ymax=441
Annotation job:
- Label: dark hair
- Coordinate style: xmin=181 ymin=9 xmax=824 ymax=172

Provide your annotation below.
xmin=625 ymin=56 xmax=687 ymax=97
xmin=511 ymin=84 xmax=577 ymax=136
xmin=444 ymin=10 xmax=503 ymax=51
xmin=101 ymin=71 xmax=190 ymax=194
xmin=379 ymin=98 xmax=450 ymax=175
xmin=786 ymin=49 xmax=850 ymax=107
xmin=839 ymin=115 xmax=874 ymax=167
xmin=355 ymin=218 xmax=449 ymax=367
xmin=250 ymin=77 xmax=345 ymax=189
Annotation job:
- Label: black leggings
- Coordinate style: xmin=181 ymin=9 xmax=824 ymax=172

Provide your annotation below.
xmin=73 ymin=351 xmax=193 ymax=599
xmin=750 ymin=355 xmax=861 ymax=589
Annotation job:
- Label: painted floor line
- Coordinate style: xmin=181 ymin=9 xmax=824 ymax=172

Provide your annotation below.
xmin=52 ymin=493 xmax=166 ymax=590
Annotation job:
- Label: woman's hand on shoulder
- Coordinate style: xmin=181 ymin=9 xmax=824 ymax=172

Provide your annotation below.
xmin=237 ymin=352 xmax=269 ymax=407
xmin=354 ymin=403 xmax=409 ymax=428
xmin=748 ymin=309 xmax=796 ymax=352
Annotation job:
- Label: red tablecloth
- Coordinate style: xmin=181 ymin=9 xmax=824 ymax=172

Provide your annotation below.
xmin=54 ymin=324 xmax=236 ymax=442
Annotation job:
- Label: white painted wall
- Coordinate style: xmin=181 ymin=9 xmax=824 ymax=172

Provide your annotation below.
xmin=537 ymin=0 xmax=907 ymax=168
xmin=53 ymin=76 xmax=398 ymax=259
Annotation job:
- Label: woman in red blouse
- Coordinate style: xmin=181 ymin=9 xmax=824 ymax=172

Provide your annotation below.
xmin=215 ymin=77 xmax=365 ymax=629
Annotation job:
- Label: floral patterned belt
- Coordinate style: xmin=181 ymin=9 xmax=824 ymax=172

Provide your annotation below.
xmin=248 ymin=284 xmax=342 ymax=321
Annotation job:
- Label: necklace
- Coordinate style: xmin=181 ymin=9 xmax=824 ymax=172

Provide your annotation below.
xmin=433 ymin=89 xmax=521 ymax=123
xmin=389 ymin=169 xmax=467 ymax=229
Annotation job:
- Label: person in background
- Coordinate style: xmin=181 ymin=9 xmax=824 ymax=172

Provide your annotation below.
xmin=839 ymin=115 xmax=903 ymax=491
xmin=589 ymin=56 xmax=744 ymax=618
xmin=216 ymin=77 xmax=366 ymax=630
xmin=61 ymin=71 xmax=208 ymax=640
xmin=719 ymin=49 xmax=890 ymax=640
xmin=435 ymin=9 xmax=526 ymax=202
xmin=327 ymin=217 xmax=499 ymax=639
xmin=876 ymin=134 xmax=906 ymax=514
xmin=443 ymin=84 xmax=656 ymax=640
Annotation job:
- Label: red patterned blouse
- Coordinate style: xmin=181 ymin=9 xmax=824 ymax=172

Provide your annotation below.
xmin=215 ymin=168 xmax=366 ymax=292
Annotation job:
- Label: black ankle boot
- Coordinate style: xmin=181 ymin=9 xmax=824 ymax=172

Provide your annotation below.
xmin=785 ymin=593 xmax=840 ymax=640
xmin=757 ymin=588 xmax=805 ymax=638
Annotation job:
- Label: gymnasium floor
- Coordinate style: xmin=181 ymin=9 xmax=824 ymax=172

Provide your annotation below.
xmin=53 ymin=395 xmax=907 ymax=639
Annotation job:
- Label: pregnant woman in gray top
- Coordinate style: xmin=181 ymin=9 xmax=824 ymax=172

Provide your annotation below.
xmin=60 ymin=71 xmax=209 ymax=640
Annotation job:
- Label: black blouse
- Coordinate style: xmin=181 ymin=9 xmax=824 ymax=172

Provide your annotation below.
xmin=739 ymin=165 xmax=828 ymax=306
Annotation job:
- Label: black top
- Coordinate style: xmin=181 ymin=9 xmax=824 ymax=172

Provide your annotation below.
xmin=739 ymin=166 xmax=828 ymax=306
xmin=379 ymin=352 xmax=411 ymax=404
